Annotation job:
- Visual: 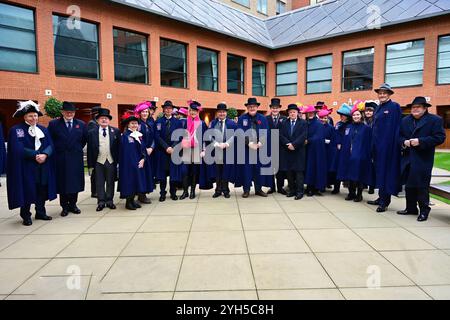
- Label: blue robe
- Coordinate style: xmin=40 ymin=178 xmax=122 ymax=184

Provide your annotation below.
xmin=399 ymin=113 xmax=446 ymax=188
xmin=235 ymin=113 xmax=273 ymax=190
xmin=372 ymin=100 xmax=402 ymax=196
xmin=0 ymin=122 xmax=6 ymax=175
xmin=119 ymin=130 xmax=147 ymax=198
xmin=337 ymin=123 xmax=372 ymax=185
xmin=207 ymin=118 xmax=237 ymax=184
xmin=48 ymin=118 xmax=87 ymax=195
xmin=323 ymin=123 xmax=336 ymax=173
xmin=6 ymin=123 xmax=57 ymax=210
xmin=304 ymin=117 xmax=327 ymax=190
xmin=365 ymin=118 xmax=376 ymax=187
xmin=330 ymin=120 xmax=350 ymax=174
xmin=138 ymin=119 xmax=155 ymax=193
xmin=154 ymin=116 xmax=185 ymax=182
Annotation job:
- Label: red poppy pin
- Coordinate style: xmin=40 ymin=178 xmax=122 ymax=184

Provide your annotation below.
xmin=257 ymin=120 xmax=262 ymax=125
xmin=75 ymin=125 xmax=80 ymax=129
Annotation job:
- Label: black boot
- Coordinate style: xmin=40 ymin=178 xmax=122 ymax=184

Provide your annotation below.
xmin=354 ymin=187 xmax=363 ymax=202
xmin=138 ymin=193 xmax=151 ymax=204
xmin=345 ymin=184 xmax=356 ymax=201
xmin=126 ymin=197 xmax=136 ymax=210
xmin=189 ymin=176 xmax=197 ymax=199
xmin=332 ymin=182 xmax=341 ymax=194
xmin=180 ymin=176 xmax=190 ymax=200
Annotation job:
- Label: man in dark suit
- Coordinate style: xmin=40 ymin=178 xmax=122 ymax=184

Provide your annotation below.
xmin=398 ymin=97 xmax=446 ymax=222
xmin=48 ymin=102 xmax=88 ymax=217
xmin=280 ymin=104 xmax=308 ymax=200
xmin=87 ymin=108 xmax=120 ymax=212
xmin=266 ymin=98 xmax=287 ymax=195
xmin=87 ymin=106 xmax=100 ymax=198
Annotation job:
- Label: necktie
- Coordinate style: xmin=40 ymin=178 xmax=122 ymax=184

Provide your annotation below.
xmin=67 ymin=121 xmax=72 ymax=131
xmin=274 ymin=117 xmax=278 ymax=126
xmin=102 ymin=128 xmax=107 ymax=138
xmin=220 ymin=120 xmax=224 ymax=133
xmin=291 ymin=121 xmax=295 ymax=135
xmin=165 ymin=119 xmax=171 ymax=141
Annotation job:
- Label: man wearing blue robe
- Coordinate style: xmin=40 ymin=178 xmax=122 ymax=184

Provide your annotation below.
xmin=368 ymin=84 xmax=402 ymax=212
xmin=7 ymin=101 xmax=56 ymax=226
xmin=48 ymin=101 xmax=87 ymax=217
xmin=235 ymin=97 xmax=273 ymax=198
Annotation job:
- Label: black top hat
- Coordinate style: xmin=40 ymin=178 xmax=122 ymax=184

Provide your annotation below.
xmin=91 ymin=106 xmax=101 ymax=115
xmin=245 ymin=97 xmax=260 ymax=107
xmin=162 ymin=100 xmax=174 ymax=108
xmin=287 ymin=104 xmax=300 ymax=112
xmin=270 ymin=98 xmax=282 ymax=108
xmin=189 ymin=100 xmax=202 ymax=110
xmin=62 ymin=101 xmax=77 ymax=112
xmin=315 ymin=101 xmax=325 ymax=109
xmin=365 ymin=101 xmax=378 ymax=110
xmin=148 ymin=101 xmax=157 ymax=109
xmin=374 ymin=83 xmax=395 ymax=95
xmin=95 ymin=108 xmax=113 ymax=120
xmin=407 ymin=96 xmax=431 ymax=108
xmin=121 ymin=113 xmax=140 ymax=126
xmin=217 ymin=103 xmax=227 ymax=110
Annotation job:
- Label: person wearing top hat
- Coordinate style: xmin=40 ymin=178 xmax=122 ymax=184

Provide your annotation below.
xmin=0 ymin=120 xmax=6 ymax=186
xmin=208 ymin=103 xmax=237 ymax=198
xmin=235 ymin=97 xmax=273 ymax=198
xmin=179 ymin=100 xmax=211 ymax=200
xmin=7 ymin=101 xmax=56 ymax=226
xmin=336 ymin=103 xmax=372 ymax=203
xmin=48 ymin=101 xmax=88 ymax=217
xmin=154 ymin=100 xmax=185 ymax=202
xmin=87 ymin=108 xmax=120 ymax=212
xmin=367 ymin=83 xmax=402 ymax=212
xmin=364 ymin=101 xmax=377 ymax=195
xmin=119 ymin=112 xmax=148 ymax=210
xmin=398 ymin=97 xmax=446 ymax=222
xmin=280 ymin=104 xmax=308 ymax=200
xmin=145 ymin=100 xmax=158 ymax=182
xmin=134 ymin=102 xmax=155 ymax=204
xmin=87 ymin=106 xmax=101 ymax=198
xmin=315 ymin=101 xmax=334 ymax=126
xmin=266 ymin=98 xmax=287 ymax=195
xmin=303 ymin=105 xmax=328 ymax=197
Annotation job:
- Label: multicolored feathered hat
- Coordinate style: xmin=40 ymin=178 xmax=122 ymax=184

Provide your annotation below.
xmin=13 ymin=100 xmax=43 ymax=118
xmin=188 ymin=100 xmax=202 ymax=111
xmin=351 ymin=100 xmax=366 ymax=114
xmin=121 ymin=111 xmax=140 ymax=125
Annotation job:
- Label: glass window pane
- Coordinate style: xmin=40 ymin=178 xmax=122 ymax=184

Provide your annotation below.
xmin=0 ymin=48 xmax=36 ymax=73
xmin=386 ymin=70 xmax=423 ymax=87
xmin=252 ymin=61 xmax=266 ymax=96
xmin=52 ymin=16 xmax=98 ymax=42
xmin=438 ymin=51 xmax=450 ymax=69
xmin=0 ymin=27 xmax=36 ymax=51
xmin=276 ymin=60 xmax=297 ymax=96
xmin=160 ymin=39 xmax=187 ymax=88
xmin=343 ymin=48 xmax=374 ymax=91
xmin=0 ymin=3 xmax=35 ymax=30
xmin=386 ymin=55 xmax=424 ymax=74
xmin=277 ymin=72 xmax=297 ymax=85
xmin=161 ymin=70 xmax=186 ymax=88
xmin=277 ymin=60 xmax=297 ymax=74
xmin=198 ymin=48 xmax=218 ymax=91
xmin=385 ymin=40 xmax=424 ymax=86
xmin=438 ymin=36 xmax=450 ymax=53
xmin=54 ymin=55 xmax=99 ymax=78
xmin=307 ymin=81 xmax=331 ymax=94
xmin=307 ymin=55 xmax=332 ymax=70
xmin=228 ymin=54 xmax=244 ymax=94
xmin=277 ymin=84 xmax=297 ymax=96
xmin=438 ymin=68 xmax=450 ymax=84
xmin=307 ymin=68 xmax=332 ymax=82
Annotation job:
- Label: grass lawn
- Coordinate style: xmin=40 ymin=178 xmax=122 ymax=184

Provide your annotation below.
xmin=434 ymin=152 xmax=450 ymax=171
xmin=431 ymin=194 xmax=450 ymax=205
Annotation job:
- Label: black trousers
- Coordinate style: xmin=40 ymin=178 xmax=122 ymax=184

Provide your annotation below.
xmin=272 ymin=171 xmax=286 ymax=192
xmin=215 ymin=164 xmax=230 ymax=194
xmin=160 ymin=170 xmax=177 ymax=196
xmin=95 ymin=161 xmax=116 ymax=206
xmin=406 ymin=187 xmax=430 ymax=215
xmin=286 ymin=170 xmax=304 ymax=196
xmin=20 ymin=184 xmax=48 ymax=220
xmin=90 ymin=168 xmax=96 ymax=196
xmin=60 ymin=193 xmax=78 ymax=210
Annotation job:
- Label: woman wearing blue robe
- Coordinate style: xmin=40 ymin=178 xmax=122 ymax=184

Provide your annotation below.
xmin=364 ymin=101 xmax=377 ymax=194
xmin=337 ymin=108 xmax=372 ymax=202
xmin=119 ymin=113 xmax=147 ymax=210
xmin=318 ymin=110 xmax=336 ymax=190
xmin=303 ymin=106 xmax=327 ymax=196
xmin=7 ymin=101 xmax=56 ymax=226
xmin=235 ymin=98 xmax=273 ymax=198
xmin=0 ymin=121 xmax=6 ymax=180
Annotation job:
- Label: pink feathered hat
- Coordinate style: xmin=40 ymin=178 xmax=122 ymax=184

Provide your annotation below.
xmin=318 ymin=109 xmax=331 ymax=118
xmin=178 ymin=107 xmax=189 ymax=116
xmin=134 ymin=101 xmax=151 ymax=114
xmin=302 ymin=105 xmax=317 ymax=113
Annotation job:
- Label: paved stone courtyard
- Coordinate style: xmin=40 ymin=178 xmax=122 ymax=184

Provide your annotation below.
xmin=0 ymin=176 xmax=449 ymax=300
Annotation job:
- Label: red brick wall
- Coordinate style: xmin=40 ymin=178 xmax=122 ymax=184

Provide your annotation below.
xmin=291 ymin=0 xmax=311 ymax=10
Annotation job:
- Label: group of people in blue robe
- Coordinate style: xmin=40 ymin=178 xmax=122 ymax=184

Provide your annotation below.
xmin=0 ymin=83 xmax=446 ymax=226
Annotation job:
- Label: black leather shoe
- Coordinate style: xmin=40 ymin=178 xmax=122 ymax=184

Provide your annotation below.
xmin=35 ymin=215 xmax=52 ymax=221
xmin=286 ymin=193 xmax=295 ymax=198
xmin=295 ymin=194 xmax=304 ymax=200
xmin=267 ymin=188 xmax=275 ymax=194
xmin=417 ymin=214 xmax=429 ymax=222
xmin=107 ymin=203 xmax=116 ymax=210
xmin=70 ymin=206 xmax=81 ymax=214
xmin=242 ymin=192 xmax=250 ymax=198
xmin=189 ymin=190 xmax=196 ymax=199
xmin=255 ymin=191 xmax=268 ymax=197
xmin=159 ymin=195 xmax=166 ymax=202
xmin=345 ymin=194 xmax=356 ymax=201
xmin=138 ymin=194 xmax=152 ymax=204
xmin=126 ymin=200 xmax=136 ymax=211
xmin=23 ymin=219 xmax=33 ymax=226
xmin=367 ymin=199 xmax=380 ymax=206
xmin=61 ymin=209 xmax=69 ymax=217
xmin=278 ymin=189 xmax=288 ymax=196
xmin=132 ymin=201 xmax=142 ymax=209
xmin=376 ymin=206 xmax=387 ymax=213
xmin=397 ymin=210 xmax=418 ymax=216
xmin=170 ymin=195 xmax=179 ymax=201
xmin=354 ymin=196 xmax=363 ymax=203
xmin=223 ymin=193 xmax=231 ymax=199
xmin=306 ymin=191 xmax=314 ymax=197
xmin=179 ymin=191 xmax=189 ymax=200
xmin=96 ymin=204 xmax=105 ymax=212
xmin=212 ymin=192 xmax=222 ymax=198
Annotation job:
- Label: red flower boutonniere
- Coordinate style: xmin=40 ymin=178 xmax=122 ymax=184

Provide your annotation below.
xmin=75 ymin=125 xmax=80 ymax=129
xmin=257 ymin=120 xmax=262 ymax=125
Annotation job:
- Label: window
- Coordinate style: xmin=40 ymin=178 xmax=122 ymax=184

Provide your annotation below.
xmin=113 ymin=28 xmax=148 ymax=84
xmin=252 ymin=60 xmax=266 ymax=96
xmin=257 ymin=0 xmax=268 ymax=15
xmin=0 ymin=3 xmax=36 ymax=73
xmin=306 ymin=54 xmax=332 ymax=94
xmin=53 ymin=15 xmax=99 ymax=79
xmin=160 ymin=39 xmax=187 ymax=88
xmin=197 ymin=48 xmax=218 ymax=91
xmin=342 ymin=48 xmax=374 ymax=91
xmin=438 ymin=35 xmax=450 ymax=85
xmin=276 ymin=60 xmax=297 ymax=96
xmin=385 ymin=40 xmax=424 ymax=87
xmin=232 ymin=0 xmax=250 ymax=7
xmin=276 ymin=1 xmax=286 ymax=15
xmin=227 ymin=54 xmax=245 ymax=94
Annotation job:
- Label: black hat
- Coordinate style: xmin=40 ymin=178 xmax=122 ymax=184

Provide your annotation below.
xmin=162 ymin=100 xmax=174 ymax=108
xmin=365 ymin=101 xmax=378 ymax=110
xmin=315 ymin=101 xmax=325 ymax=109
xmin=407 ymin=96 xmax=431 ymax=108
xmin=91 ymin=106 xmax=101 ymax=115
xmin=245 ymin=97 xmax=260 ymax=107
xmin=13 ymin=100 xmax=43 ymax=118
xmin=287 ymin=104 xmax=300 ymax=112
xmin=189 ymin=100 xmax=202 ymax=110
xmin=374 ymin=83 xmax=395 ymax=95
xmin=148 ymin=101 xmax=157 ymax=109
xmin=121 ymin=112 xmax=139 ymax=126
xmin=62 ymin=101 xmax=77 ymax=112
xmin=95 ymin=108 xmax=113 ymax=120
xmin=217 ymin=103 xmax=227 ymax=110
xmin=270 ymin=98 xmax=282 ymax=108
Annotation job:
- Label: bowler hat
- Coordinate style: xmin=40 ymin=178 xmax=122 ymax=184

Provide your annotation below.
xmin=245 ymin=97 xmax=260 ymax=107
xmin=95 ymin=108 xmax=113 ymax=120
xmin=148 ymin=101 xmax=157 ymax=109
xmin=374 ymin=83 xmax=394 ymax=95
xmin=365 ymin=101 xmax=378 ymax=110
xmin=287 ymin=104 xmax=300 ymax=112
xmin=217 ymin=103 xmax=227 ymax=110
xmin=315 ymin=101 xmax=325 ymax=109
xmin=407 ymin=96 xmax=431 ymax=108
xmin=270 ymin=98 xmax=282 ymax=108
xmin=62 ymin=101 xmax=77 ymax=112
xmin=188 ymin=100 xmax=202 ymax=111
xmin=162 ymin=100 xmax=174 ymax=108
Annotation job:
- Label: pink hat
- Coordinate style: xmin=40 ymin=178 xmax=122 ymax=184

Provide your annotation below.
xmin=302 ymin=105 xmax=317 ymax=114
xmin=178 ymin=107 xmax=188 ymax=116
xmin=134 ymin=101 xmax=150 ymax=114
xmin=322 ymin=105 xmax=333 ymax=113
xmin=318 ymin=109 xmax=331 ymax=118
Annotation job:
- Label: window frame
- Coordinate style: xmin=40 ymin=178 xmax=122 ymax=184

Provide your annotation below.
xmin=437 ymin=34 xmax=450 ymax=86
xmin=197 ymin=46 xmax=219 ymax=92
xmin=305 ymin=53 xmax=333 ymax=95
xmin=160 ymin=37 xmax=188 ymax=89
xmin=341 ymin=46 xmax=375 ymax=92
xmin=227 ymin=53 xmax=246 ymax=95
xmin=276 ymin=59 xmax=298 ymax=97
